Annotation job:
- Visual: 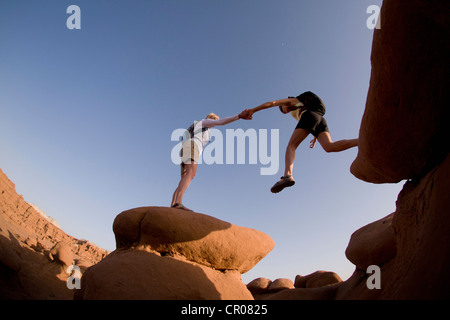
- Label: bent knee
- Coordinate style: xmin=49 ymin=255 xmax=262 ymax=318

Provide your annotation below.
xmin=322 ymin=144 xmax=337 ymax=153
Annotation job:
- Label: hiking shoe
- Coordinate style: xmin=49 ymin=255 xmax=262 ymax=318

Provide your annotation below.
xmin=270 ymin=175 xmax=295 ymax=193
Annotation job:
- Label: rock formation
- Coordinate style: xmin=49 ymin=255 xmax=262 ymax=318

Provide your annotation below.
xmin=1 ymin=167 xmax=274 ymax=300
xmin=339 ymin=0 xmax=450 ymax=300
xmin=247 ymin=0 xmax=450 ymax=300
xmin=247 ymin=277 xmax=272 ymax=295
xmin=75 ymin=206 xmax=274 ymax=300
xmin=1 ymin=0 xmax=449 ymax=301
xmin=345 ymin=213 xmax=396 ymax=271
xmin=0 ymin=168 xmax=108 ymax=299
xmin=294 ymin=271 xmax=342 ymax=289
xmin=113 ymin=207 xmax=274 ymax=273
xmin=247 ymin=271 xmax=342 ymax=300
xmin=337 ymin=154 xmax=450 ymax=299
xmin=350 ymin=0 xmax=449 ymax=183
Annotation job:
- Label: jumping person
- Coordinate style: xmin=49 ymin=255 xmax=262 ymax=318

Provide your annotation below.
xmin=244 ymin=91 xmax=358 ymax=193
xmin=171 ymin=110 xmax=250 ymax=211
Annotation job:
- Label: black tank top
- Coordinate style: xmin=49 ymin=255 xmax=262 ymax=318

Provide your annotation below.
xmin=295 ymin=91 xmax=326 ymax=116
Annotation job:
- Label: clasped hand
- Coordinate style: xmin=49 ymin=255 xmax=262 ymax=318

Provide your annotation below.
xmin=238 ymin=109 xmax=253 ymax=120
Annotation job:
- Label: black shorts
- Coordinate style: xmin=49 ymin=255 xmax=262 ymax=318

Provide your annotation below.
xmin=295 ymin=111 xmax=329 ymax=137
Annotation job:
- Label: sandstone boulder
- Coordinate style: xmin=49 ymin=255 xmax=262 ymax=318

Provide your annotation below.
xmin=386 ymin=154 xmax=450 ymax=299
xmin=337 ymin=155 xmax=450 ymax=299
xmin=267 ymin=278 xmax=293 ymax=293
xmin=75 ymin=248 xmax=253 ymax=300
xmin=294 ymin=271 xmax=342 ymax=289
xmin=113 ymin=206 xmax=275 ymax=273
xmin=345 ymin=213 xmax=396 ymax=270
xmin=49 ymin=242 xmax=73 ymax=267
xmin=247 ymin=277 xmax=272 ymax=294
xmin=350 ymin=0 xmax=449 ymax=183
xmin=339 ymin=0 xmax=450 ymax=300
xmin=266 ymin=283 xmax=341 ymax=300
xmin=77 ymin=206 xmax=274 ymax=300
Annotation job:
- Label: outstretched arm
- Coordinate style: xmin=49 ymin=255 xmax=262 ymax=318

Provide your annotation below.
xmin=247 ymin=98 xmax=299 ymax=118
xmin=201 ymin=110 xmax=250 ymax=128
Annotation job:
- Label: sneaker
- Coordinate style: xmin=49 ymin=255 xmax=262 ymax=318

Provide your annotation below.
xmin=270 ymin=175 xmax=295 ymax=193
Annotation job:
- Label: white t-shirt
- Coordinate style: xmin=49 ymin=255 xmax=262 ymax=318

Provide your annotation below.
xmin=191 ymin=120 xmax=211 ymax=148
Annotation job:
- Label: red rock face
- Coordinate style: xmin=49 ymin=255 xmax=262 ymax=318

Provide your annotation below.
xmin=0 ymin=169 xmax=108 ymax=299
xmin=338 ymin=0 xmax=450 ymax=299
xmin=386 ymin=154 xmax=450 ymax=299
xmin=2 ymin=0 xmax=450 ymax=301
xmin=337 ymin=154 xmax=450 ymax=299
xmin=351 ymin=0 xmax=449 ymax=183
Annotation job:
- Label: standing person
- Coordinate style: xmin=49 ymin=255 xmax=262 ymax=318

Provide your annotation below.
xmin=245 ymin=91 xmax=358 ymax=193
xmin=171 ymin=110 xmax=250 ymax=211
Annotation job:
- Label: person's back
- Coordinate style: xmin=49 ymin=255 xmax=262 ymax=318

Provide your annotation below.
xmin=294 ymin=91 xmax=326 ymax=116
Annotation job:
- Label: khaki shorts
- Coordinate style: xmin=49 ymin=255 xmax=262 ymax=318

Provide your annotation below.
xmin=180 ymin=140 xmax=201 ymax=175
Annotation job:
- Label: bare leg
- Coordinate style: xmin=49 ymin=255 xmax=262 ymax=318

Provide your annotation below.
xmin=270 ymin=129 xmax=309 ymax=193
xmin=317 ymin=132 xmax=358 ymax=153
xmin=171 ymin=162 xmax=197 ymax=207
xmin=284 ymin=128 xmax=310 ymax=177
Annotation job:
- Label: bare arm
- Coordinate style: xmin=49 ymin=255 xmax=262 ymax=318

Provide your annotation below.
xmin=201 ymin=115 xmax=240 ymax=128
xmin=248 ymin=98 xmax=299 ymax=116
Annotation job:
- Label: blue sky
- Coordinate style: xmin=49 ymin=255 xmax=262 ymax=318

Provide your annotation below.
xmin=0 ymin=0 xmax=400 ymax=284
